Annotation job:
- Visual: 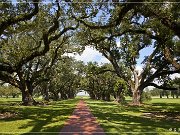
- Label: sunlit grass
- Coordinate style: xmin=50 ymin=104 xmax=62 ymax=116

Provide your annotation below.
xmin=1 ymin=97 xmax=179 ymax=135
xmin=0 ymin=98 xmax=80 ymax=135
xmin=85 ymin=98 xmax=180 ymax=135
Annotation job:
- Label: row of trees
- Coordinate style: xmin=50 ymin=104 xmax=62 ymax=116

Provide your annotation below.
xmin=149 ymin=78 xmax=180 ymax=98
xmin=0 ymin=0 xmax=81 ymax=105
xmin=0 ymin=0 xmax=179 ymax=105
xmin=72 ymin=0 xmax=180 ymax=105
xmin=1 ymin=61 xmax=179 ymax=101
xmin=0 ymin=85 xmax=20 ymax=98
xmin=80 ymin=62 xmax=128 ymax=103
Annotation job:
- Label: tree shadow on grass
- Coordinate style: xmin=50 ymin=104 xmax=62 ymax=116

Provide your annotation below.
xmin=86 ymin=100 xmax=180 ymax=135
xmin=150 ymin=103 xmax=180 ymax=112
xmin=93 ymin=110 xmax=179 ymax=134
xmin=0 ymin=98 xmax=80 ymax=135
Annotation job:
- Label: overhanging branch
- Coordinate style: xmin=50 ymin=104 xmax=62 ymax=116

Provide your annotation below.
xmin=73 ymin=1 xmax=142 ymax=29
xmin=149 ymin=83 xmax=178 ymax=91
xmin=0 ymin=0 xmax=39 ymax=36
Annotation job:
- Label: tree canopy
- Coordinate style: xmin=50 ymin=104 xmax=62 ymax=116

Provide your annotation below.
xmin=0 ymin=0 xmax=179 ymax=105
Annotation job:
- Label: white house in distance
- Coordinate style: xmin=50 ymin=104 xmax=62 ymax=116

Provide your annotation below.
xmin=76 ymin=90 xmax=89 ymax=96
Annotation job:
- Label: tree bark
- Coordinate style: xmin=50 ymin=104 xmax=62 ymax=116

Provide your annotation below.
xmin=53 ymin=92 xmax=59 ymax=101
xmin=41 ymin=83 xmax=49 ymax=101
xmin=102 ymin=92 xmax=105 ymax=101
xmin=12 ymin=94 xmax=16 ymax=98
xmin=26 ymin=80 xmax=38 ymax=105
xmin=44 ymin=87 xmax=49 ymax=101
xmin=132 ymin=90 xmax=141 ymax=105
xmin=22 ymin=90 xmax=33 ymax=106
xmin=89 ymin=91 xmax=96 ymax=99
xmin=105 ymin=94 xmax=110 ymax=101
xmin=68 ymin=89 xmax=75 ymax=99
xmin=115 ymin=90 xmax=121 ymax=103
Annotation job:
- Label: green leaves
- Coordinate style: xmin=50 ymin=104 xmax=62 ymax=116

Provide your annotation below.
xmin=114 ymin=79 xmax=127 ymax=92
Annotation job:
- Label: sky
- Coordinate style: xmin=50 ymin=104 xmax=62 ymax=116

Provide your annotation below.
xmin=68 ymin=43 xmax=154 ymax=68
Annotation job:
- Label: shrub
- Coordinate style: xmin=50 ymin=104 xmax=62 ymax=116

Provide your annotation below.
xmin=141 ymin=92 xmax=152 ymax=102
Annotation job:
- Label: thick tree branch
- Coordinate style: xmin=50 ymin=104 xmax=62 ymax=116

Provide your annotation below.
xmin=0 ymin=0 xmax=39 ymax=36
xmin=139 ymin=47 xmax=158 ymax=82
xmin=48 ymin=23 xmax=79 ymax=43
xmin=73 ymin=1 xmax=142 ymax=29
xmin=141 ymin=68 xmax=180 ymax=90
xmin=146 ymin=6 xmax=180 ymax=38
xmin=149 ymin=83 xmax=178 ymax=91
xmin=50 ymin=36 xmax=68 ymax=68
xmin=164 ymin=47 xmax=180 ymax=70
xmin=0 ymin=10 xmax=78 ymax=74
xmin=0 ymin=72 xmax=19 ymax=88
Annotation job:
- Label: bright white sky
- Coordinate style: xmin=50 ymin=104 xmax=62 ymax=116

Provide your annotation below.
xmin=68 ymin=42 xmax=154 ymax=68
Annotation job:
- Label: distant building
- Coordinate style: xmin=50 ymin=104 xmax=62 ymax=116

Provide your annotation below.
xmin=76 ymin=90 xmax=89 ymax=96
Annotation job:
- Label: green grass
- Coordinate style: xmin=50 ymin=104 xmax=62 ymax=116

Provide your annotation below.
xmin=0 ymin=98 xmax=80 ymax=135
xmin=0 ymin=97 xmax=179 ymax=135
xmin=85 ymin=98 xmax=180 ymax=135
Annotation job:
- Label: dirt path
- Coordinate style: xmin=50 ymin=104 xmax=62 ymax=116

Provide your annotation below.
xmin=59 ymin=100 xmax=105 ymax=135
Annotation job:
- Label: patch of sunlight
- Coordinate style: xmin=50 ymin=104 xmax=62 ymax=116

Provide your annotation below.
xmin=52 ymin=115 xmax=68 ymax=121
xmin=42 ymin=121 xmax=63 ymax=131
xmin=155 ymin=128 xmax=177 ymax=135
xmin=0 ymin=119 xmax=33 ymax=132
xmin=119 ymin=111 xmax=142 ymax=116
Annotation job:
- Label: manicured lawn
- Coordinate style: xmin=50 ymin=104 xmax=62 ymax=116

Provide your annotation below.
xmin=85 ymin=98 xmax=180 ymax=135
xmin=1 ymin=97 xmax=179 ymax=135
xmin=0 ymin=98 xmax=79 ymax=135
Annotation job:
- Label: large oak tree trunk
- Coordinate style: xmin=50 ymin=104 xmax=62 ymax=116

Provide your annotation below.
xmin=44 ymin=89 xmax=49 ymax=101
xmin=115 ymin=92 xmax=121 ymax=103
xmin=67 ymin=88 xmax=75 ymax=99
xmin=132 ymin=89 xmax=141 ymax=105
xmin=101 ymin=92 xmax=105 ymax=101
xmin=131 ymin=67 xmax=142 ymax=105
xmin=53 ymin=92 xmax=59 ymax=101
xmin=26 ymin=81 xmax=38 ymax=105
xmin=18 ymin=72 xmax=36 ymax=105
xmin=105 ymin=93 xmax=110 ymax=101
xmin=89 ymin=91 xmax=96 ymax=99
xmin=160 ymin=93 xmax=162 ymax=98
xmin=44 ymin=84 xmax=49 ymax=101
xmin=115 ymin=89 xmax=123 ymax=103
xmin=21 ymin=89 xmax=34 ymax=106
xmin=19 ymin=82 xmax=32 ymax=106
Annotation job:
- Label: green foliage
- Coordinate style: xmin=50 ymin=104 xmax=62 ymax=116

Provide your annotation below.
xmin=0 ymin=85 xmax=20 ymax=98
xmin=114 ymin=79 xmax=127 ymax=103
xmin=150 ymin=88 xmax=162 ymax=96
xmin=141 ymin=91 xmax=152 ymax=102
xmin=82 ymin=62 xmax=119 ymax=101
xmin=0 ymin=0 xmax=179 ymax=105
xmin=114 ymin=79 xmax=127 ymax=92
